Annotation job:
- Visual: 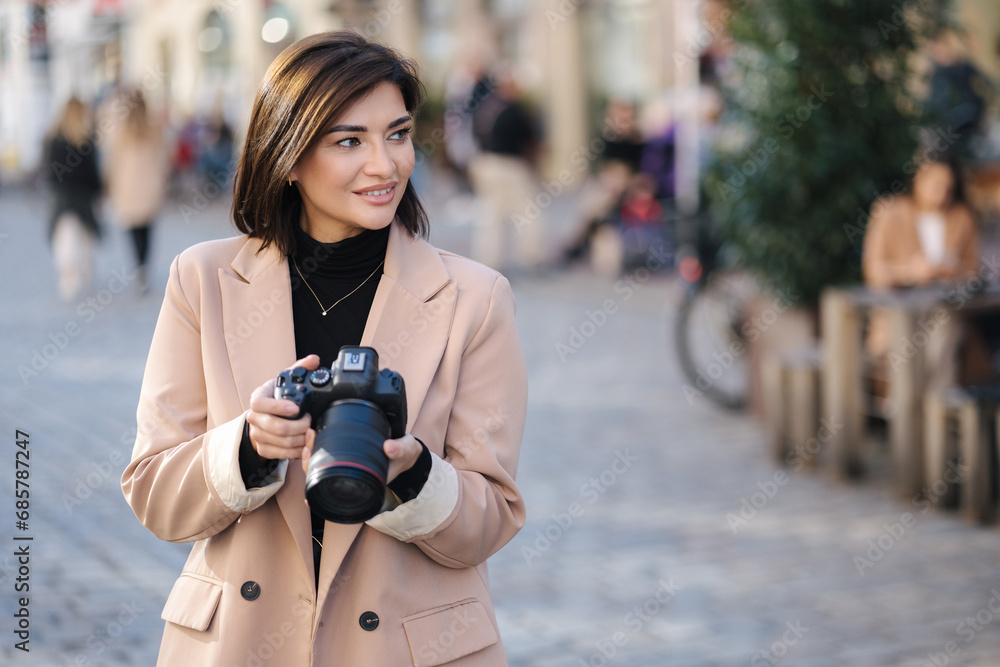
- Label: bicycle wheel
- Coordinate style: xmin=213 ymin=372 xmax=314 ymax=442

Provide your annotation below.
xmin=674 ymin=270 xmax=756 ymax=410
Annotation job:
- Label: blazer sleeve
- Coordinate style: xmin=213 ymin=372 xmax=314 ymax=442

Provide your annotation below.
xmin=863 ymin=198 xmax=924 ymax=288
xmin=121 ymin=255 xmax=286 ymax=543
xmin=367 ymin=275 xmax=528 ymax=568
xmin=863 ymin=199 xmax=900 ymax=288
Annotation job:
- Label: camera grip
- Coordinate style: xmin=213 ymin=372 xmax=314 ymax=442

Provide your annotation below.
xmin=274 ymin=369 xmax=311 ymax=420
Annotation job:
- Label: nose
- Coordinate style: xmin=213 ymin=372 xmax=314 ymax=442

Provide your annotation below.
xmin=364 ymin=140 xmax=395 ymax=179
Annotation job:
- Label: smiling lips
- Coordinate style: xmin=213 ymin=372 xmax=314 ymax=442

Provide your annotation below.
xmin=354 ymin=182 xmax=397 ymax=204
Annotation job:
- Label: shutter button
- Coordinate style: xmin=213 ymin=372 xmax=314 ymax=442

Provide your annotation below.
xmin=241 ymin=581 xmax=261 ymax=601
xmin=359 ymin=611 xmax=379 ymax=631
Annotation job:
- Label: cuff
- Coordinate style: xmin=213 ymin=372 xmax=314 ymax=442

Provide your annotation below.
xmin=366 ymin=453 xmax=459 ymax=541
xmin=386 ymin=439 xmax=431 ymax=502
xmin=206 ymin=413 xmax=288 ymax=513
xmin=239 ymin=421 xmax=281 ymax=489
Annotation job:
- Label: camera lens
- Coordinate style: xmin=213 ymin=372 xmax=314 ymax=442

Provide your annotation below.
xmin=305 ymin=399 xmax=390 ymax=524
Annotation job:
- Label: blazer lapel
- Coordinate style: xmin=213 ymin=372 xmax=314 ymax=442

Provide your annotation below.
xmin=313 ymin=223 xmax=456 ymax=618
xmin=220 ymin=238 xmax=314 ymax=584
xmin=361 ymin=223 xmax=456 ymax=429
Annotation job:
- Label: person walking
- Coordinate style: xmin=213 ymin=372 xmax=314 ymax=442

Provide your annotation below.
xmin=121 ymin=31 xmax=527 ymax=666
xmin=468 ymin=69 xmax=545 ymax=273
xmin=45 ymin=96 xmax=103 ymax=302
xmin=105 ymin=89 xmax=169 ymax=294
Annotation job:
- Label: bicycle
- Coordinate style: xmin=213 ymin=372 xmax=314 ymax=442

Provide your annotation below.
xmin=672 ymin=210 xmax=757 ymax=410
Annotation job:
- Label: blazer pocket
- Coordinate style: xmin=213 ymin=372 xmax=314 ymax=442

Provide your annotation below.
xmin=402 ymin=598 xmax=498 ymax=667
xmin=160 ymin=573 xmax=223 ymax=632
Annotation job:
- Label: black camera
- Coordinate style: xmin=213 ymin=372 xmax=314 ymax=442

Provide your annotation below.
xmin=274 ymin=346 xmax=407 ymax=524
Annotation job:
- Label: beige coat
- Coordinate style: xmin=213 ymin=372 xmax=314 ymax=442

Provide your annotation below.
xmin=106 ymin=126 xmax=169 ymax=227
xmin=862 ymin=195 xmax=979 ymax=289
xmin=121 ymin=222 xmax=527 ymax=666
xmin=861 ymin=195 xmax=980 ymax=358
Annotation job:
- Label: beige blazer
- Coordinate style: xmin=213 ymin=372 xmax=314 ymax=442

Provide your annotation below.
xmin=862 ymin=195 xmax=979 ymax=289
xmin=121 ymin=222 xmax=527 ymax=666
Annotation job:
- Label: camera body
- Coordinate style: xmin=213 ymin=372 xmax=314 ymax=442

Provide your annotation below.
xmin=275 ymin=347 xmax=407 ymax=435
xmin=275 ymin=346 xmax=407 ymax=523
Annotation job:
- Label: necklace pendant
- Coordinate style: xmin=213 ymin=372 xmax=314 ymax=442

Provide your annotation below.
xmin=321 ymin=311 xmax=327 ymax=316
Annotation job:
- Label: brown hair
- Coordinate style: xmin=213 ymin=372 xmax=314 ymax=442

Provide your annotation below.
xmin=120 ymin=89 xmax=155 ymax=141
xmin=55 ymin=97 xmax=91 ymax=148
xmin=232 ymin=30 xmax=428 ymax=254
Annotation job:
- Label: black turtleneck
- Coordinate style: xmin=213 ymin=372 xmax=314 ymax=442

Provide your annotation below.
xmin=239 ymin=222 xmax=430 ymax=586
xmin=288 ymin=223 xmax=389 ymax=366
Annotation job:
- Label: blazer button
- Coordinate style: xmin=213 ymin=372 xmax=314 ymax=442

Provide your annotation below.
xmin=241 ymin=581 xmax=261 ymax=601
xmin=359 ymin=611 xmax=379 ymax=631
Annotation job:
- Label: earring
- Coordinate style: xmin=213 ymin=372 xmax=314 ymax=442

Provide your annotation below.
xmin=288 ymin=177 xmax=293 ymax=186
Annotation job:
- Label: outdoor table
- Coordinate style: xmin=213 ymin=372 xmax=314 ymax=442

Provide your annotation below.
xmin=820 ymin=282 xmax=1000 ymax=497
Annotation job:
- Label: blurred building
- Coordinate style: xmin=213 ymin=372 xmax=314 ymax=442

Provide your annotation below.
xmin=1 ymin=0 xmax=125 ymax=179
xmin=1 ymin=0 xmax=688 ymax=183
xmin=5 ymin=0 xmax=1000 ymax=183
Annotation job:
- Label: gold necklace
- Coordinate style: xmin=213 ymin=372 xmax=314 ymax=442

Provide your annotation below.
xmin=292 ymin=258 xmax=384 ymax=316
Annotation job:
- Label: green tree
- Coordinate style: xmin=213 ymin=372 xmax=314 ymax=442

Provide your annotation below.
xmin=706 ymin=0 xmax=953 ymax=306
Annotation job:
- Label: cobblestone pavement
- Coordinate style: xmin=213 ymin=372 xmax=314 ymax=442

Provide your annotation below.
xmin=3 ymin=176 xmax=1000 ymax=667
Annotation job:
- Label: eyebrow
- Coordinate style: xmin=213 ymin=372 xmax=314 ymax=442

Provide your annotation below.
xmin=327 ymin=115 xmax=412 ymax=134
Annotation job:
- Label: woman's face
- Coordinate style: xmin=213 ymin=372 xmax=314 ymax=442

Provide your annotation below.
xmin=913 ymin=162 xmax=955 ymax=211
xmin=291 ymin=82 xmax=415 ymax=243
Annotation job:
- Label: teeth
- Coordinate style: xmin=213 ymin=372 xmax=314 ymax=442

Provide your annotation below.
xmin=363 ymin=187 xmax=392 ymax=196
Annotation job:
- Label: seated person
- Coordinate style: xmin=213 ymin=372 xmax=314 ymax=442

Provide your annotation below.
xmin=862 ymin=159 xmax=986 ymax=386
xmin=618 ymin=173 xmax=671 ymax=271
xmin=863 ymin=160 xmax=979 ymax=291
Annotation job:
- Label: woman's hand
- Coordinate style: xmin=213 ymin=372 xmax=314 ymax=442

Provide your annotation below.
xmin=298 ymin=433 xmax=425 ymax=482
xmin=383 ymin=434 xmax=425 ymax=484
xmin=907 ymin=255 xmax=937 ymax=285
xmin=247 ymin=354 xmax=320 ymax=461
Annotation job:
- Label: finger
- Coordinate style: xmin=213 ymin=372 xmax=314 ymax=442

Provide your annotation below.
xmin=247 ymin=411 xmax=312 ymax=438
xmin=299 ymin=433 xmax=315 ymax=475
xmin=287 ymin=354 xmax=320 ymax=372
xmin=300 ymin=446 xmax=312 ymax=475
xmin=248 ymin=430 xmax=310 ymax=460
xmin=250 ymin=379 xmax=276 ymax=400
xmin=246 ymin=417 xmax=310 ymax=445
xmin=383 ymin=435 xmax=421 ymax=460
xmin=250 ymin=392 xmax=303 ymax=418
xmin=383 ymin=435 xmax=423 ymax=484
xmin=250 ymin=379 xmax=304 ymax=418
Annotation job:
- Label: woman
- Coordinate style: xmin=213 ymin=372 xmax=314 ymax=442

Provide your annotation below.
xmin=862 ymin=158 xmax=984 ymax=385
xmin=105 ymin=89 xmax=169 ymax=294
xmin=121 ymin=31 xmax=527 ymax=666
xmin=45 ymin=97 xmax=103 ymax=301
xmin=863 ymin=159 xmax=979 ymax=291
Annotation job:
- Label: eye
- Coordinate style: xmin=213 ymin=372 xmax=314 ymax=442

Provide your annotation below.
xmin=335 ymin=136 xmax=360 ymax=148
xmin=389 ymin=127 xmax=412 ymax=142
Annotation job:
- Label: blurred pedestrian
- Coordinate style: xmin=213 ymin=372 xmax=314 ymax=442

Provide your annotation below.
xmin=170 ymin=114 xmax=199 ymax=194
xmin=468 ymin=68 xmax=545 ymax=272
xmin=561 ymin=99 xmax=645 ymax=266
xmin=617 ymin=173 xmax=669 ymax=271
xmin=121 ymin=31 xmax=526 ymax=666
xmin=925 ymin=29 xmax=991 ymax=162
xmin=863 ymin=158 xmax=986 ymax=388
xmin=197 ymin=115 xmax=235 ymax=184
xmin=44 ymin=96 xmax=103 ymax=302
xmin=105 ymin=89 xmax=169 ymax=294
xmin=443 ymin=59 xmax=490 ymax=180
